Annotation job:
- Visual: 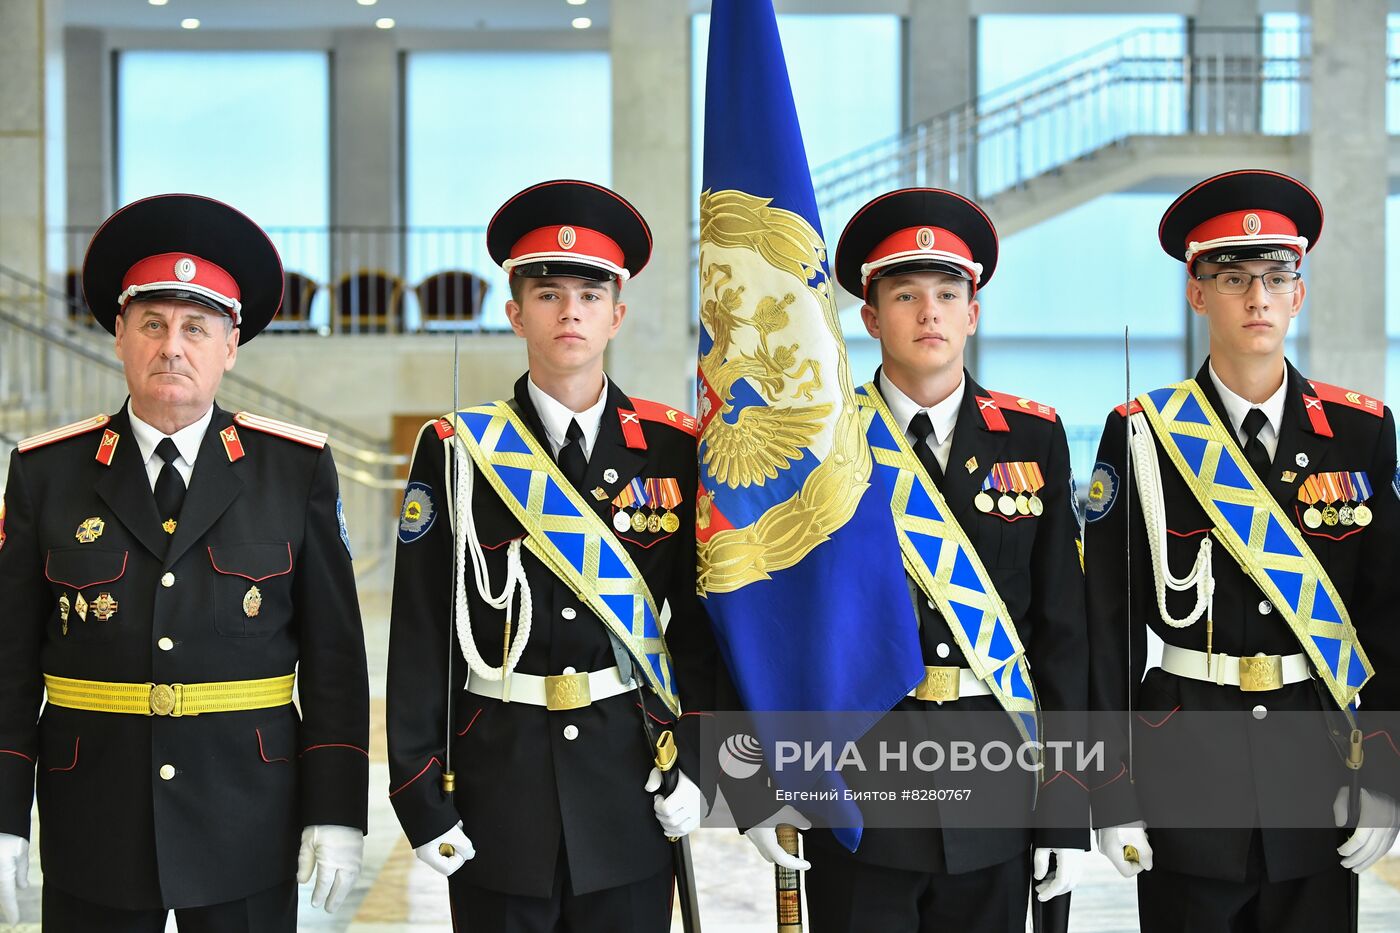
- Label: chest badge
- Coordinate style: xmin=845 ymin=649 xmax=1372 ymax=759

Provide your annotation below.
xmin=75 ymin=517 xmax=105 ymax=544
xmin=162 ymin=519 xmax=177 ymax=535
xmin=58 ymin=594 xmax=71 ymax=635
xmin=91 ymin=593 xmax=119 ymax=622
xmin=243 ymin=585 xmax=263 ymax=618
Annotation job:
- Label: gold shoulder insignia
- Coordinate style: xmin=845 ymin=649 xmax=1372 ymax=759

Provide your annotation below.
xmin=18 ymin=415 xmax=110 ymax=453
xmin=233 ymin=412 xmax=328 ymax=449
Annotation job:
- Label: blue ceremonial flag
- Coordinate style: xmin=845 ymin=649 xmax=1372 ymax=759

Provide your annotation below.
xmin=696 ymin=0 xmax=925 ymax=847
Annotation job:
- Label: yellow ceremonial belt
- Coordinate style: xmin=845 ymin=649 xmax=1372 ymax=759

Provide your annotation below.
xmin=1136 ymin=380 xmax=1372 ymax=712
xmin=452 ymin=403 xmax=680 ymax=717
xmin=857 ymin=385 xmax=1041 ymax=748
xmin=44 ymin=673 xmax=296 ymax=717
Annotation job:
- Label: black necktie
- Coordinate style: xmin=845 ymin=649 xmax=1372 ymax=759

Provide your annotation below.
xmin=907 ymin=412 xmax=945 ymax=488
xmin=558 ymin=419 xmax=587 ymax=489
xmin=153 ymin=438 xmax=186 ymax=531
xmin=1241 ymin=408 xmax=1271 ymax=478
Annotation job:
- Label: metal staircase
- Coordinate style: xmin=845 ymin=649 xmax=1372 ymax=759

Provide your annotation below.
xmin=809 ymin=24 xmax=1396 ymax=236
xmin=0 ymin=266 xmax=406 ymax=582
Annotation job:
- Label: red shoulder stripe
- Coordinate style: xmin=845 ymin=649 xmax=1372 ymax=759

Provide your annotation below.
xmin=628 ymin=397 xmax=698 ymax=436
xmin=986 ymin=390 xmax=1056 ymax=422
xmin=1308 ymin=381 xmax=1383 ymax=418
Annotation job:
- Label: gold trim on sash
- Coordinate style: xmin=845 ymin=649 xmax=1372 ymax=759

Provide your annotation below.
xmin=452 ymin=403 xmax=680 ymax=717
xmin=857 ymin=385 xmax=1041 ymax=746
xmin=1136 ymin=381 xmax=1372 ymax=711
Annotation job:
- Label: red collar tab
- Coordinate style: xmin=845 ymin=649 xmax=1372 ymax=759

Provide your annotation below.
xmin=987 ymin=390 xmax=1056 ymax=423
xmin=629 ymin=398 xmax=699 ymax=437
xmin=220 ymin=424 xmax=246 ymax=462
xmin=433 ymin=418 xmax=456 ymax=440
xmin=1300 ymin=394 xmax=1333 ymax=438
xmin=119 ymin=252 xmax=242 ymax=319
xmin=505 ymin=225 xmax=626 ymax=278
xmin=617 ymin=408 xmax=648 ymax=450
xmin=1114 ymin=400 xmax=1145 ymax=418
xmin=1308 ymin=380 xmax=1384 ymax=418
xmin=95 ymin=429 xmax=120 ymax=466
xmin=975 ymin=396 xmax=1010 ymax=433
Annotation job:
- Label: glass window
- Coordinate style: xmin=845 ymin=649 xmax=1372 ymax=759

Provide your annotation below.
xmin=117 ymin=51 xmax=331 ymax=294
xmin=404 ymin=50 xmax=611 ymax=329
xmin=976 ymin=16 xmax=1187 ymax=459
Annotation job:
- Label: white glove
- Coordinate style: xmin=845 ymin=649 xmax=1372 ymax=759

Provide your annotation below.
xmin=296 ymin=824 xmax=364 ymax=914
xmin=1033 ymin=847 xmax=1085 ymax=901
xmin=0 ymin=833 xmax=29 ymax=925
xmin=414 ymin=821 xmax=475 ymax=877
xmin=644 ymin=767 xmax=707 ymax=837
xmin=1095 ymin=821 xmax=1154 ymax=878
xmin=1334 ymin=786 xmax=1400 ymax=873
xmin=743 ymin=805 xmax=811 ymax=871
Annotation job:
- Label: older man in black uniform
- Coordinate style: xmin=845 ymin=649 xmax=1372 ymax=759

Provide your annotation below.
xmin=1085 ymin=169 xmax=1400 ymax=932
xmin=739 ymin=188 xmax=1089 ymax=932
xmin=385 ymin=180 xmax=718 ymax=933
xmin=0 ymin=194 xmax=370 ymax=930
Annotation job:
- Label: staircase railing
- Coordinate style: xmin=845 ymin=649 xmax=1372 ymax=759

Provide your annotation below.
xmin=0 ymin=277 xmax=405 ymax=579
xmin=809 ymin=26 xmax=1317 ymax=220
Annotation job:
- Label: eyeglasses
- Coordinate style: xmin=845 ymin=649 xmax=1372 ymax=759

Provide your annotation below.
xmin=1194 ymin=270 xmax=1302 ymax=296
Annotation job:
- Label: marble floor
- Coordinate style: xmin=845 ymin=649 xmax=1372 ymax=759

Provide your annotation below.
xmin=6 ymin=593 xmax=1399 ymax=931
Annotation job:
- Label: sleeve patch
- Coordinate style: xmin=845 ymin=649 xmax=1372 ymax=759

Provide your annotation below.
xmin=337 ymin=495 xmax=353 ymax=558
xmin=1069 ymin=470 xmax=1084 ymax=527
xmin=1085 ymin=462 xmax=1119 ymax=523
xmin=398 ymin=482 xmax=436 ymax=543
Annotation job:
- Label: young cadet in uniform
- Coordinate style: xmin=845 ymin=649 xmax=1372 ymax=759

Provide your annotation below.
xmin=1084 ymin=169 xmax=1400 ymax=932
xmin=0 ymin=194 xmax=370 ymax=930
xmin=386 ymin=180 xmax=718 ymax=933
xmin=745 ymin=187 xmax=1089 ymax=932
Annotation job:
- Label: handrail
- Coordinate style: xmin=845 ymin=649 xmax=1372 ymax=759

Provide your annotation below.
xmin=808 ymin=25 xmax=1316 ymax=210
xmin=0 ymin=262 xmax=393 ymax=454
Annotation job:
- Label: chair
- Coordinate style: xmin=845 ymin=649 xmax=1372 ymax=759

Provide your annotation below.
xmin=413 ymin=270 xmax=487 ymax=330
xmin=273 ymin=271 xmax=319 ymax=332
xmin=64 ymin=269 xmax=95 ymax=327
xmin=332 ymin=270 xmax=404 ymax=334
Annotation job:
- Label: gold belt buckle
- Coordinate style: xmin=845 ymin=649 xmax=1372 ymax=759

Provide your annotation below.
xmin=148 ymin=683 xmax=184 ymax=717
xmin=545 ymin=672 xmax=591 ymax=711
xmin=1238 ymin=656 xmax=1283 ymax=692
xmin=914 ymin=666 xmax=960 ymax=703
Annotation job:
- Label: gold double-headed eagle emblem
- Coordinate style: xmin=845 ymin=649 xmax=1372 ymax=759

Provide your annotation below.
xmin=696 ymin=189 xmax=868 ymax=593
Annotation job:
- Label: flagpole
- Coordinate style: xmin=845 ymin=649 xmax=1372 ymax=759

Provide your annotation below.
xmin=774 ymin=825 xmax=803 ymax=933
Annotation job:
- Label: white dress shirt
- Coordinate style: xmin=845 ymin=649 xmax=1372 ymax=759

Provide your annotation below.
xmin=879 ymin=370 xmax=965 ymax=473
xmin=526 ymin=375 xmax=609 ymax=460
xmin=1208 ymin=362 xmax=1287 ymax=461
xmin=128 ymin=405 xmax=213 ymax=492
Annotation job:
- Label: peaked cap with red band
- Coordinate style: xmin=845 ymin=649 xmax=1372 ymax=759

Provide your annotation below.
xmin=82 ymin=193 xmax=284 ymax=344
xmin=487 ymin=180 xmax=652 ymax=284
xmin=835 ymin=187 xmax=999 ymax=300
xmin=1158 ymin=169 xmax=1323 ymax=274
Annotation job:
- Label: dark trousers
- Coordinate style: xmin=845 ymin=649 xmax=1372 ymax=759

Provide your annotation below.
xmin=41 ymin=879 xmax=296 ymax=933
xmin=1137 ymin=859 xmax=1354 ymax=933
xmin=447 ymin=848 xmax=673 ymax=933
xmin=806 ymin=844 xmax=1031 ymax=933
